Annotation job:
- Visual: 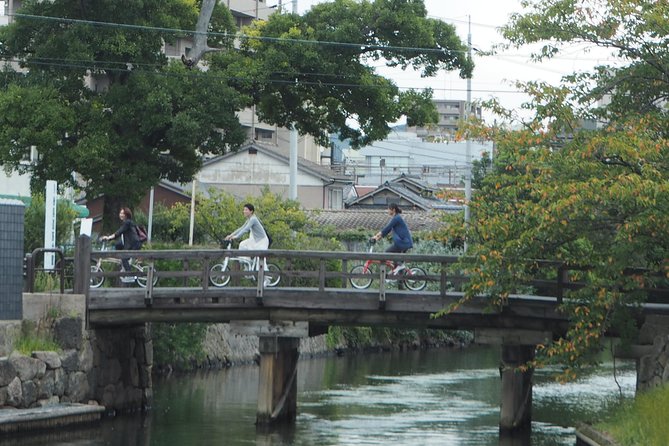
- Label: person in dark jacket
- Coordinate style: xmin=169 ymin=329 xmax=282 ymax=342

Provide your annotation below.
xmin=372 ymin=203 xmax=413 ymax=272
xmin=101 ymin=207 xmax=141 ymax=276
xmin=373 ymin=203 xmax=413 ymax=252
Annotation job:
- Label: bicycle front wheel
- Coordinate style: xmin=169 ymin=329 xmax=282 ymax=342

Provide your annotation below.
xmin=132 ymin=263 xmax=158 ymax=288
xmin=265 ymin=263 xmax=281 ymax=287
xmin=403 ymin=267 xmax=427 ymax=291
xmin=90 ymin=264 xmax=104 ymax=288
xmin=210 ymin=263 xmax=231 ymax=287
xmin=350 ymin=264 xmax=373 ymax=289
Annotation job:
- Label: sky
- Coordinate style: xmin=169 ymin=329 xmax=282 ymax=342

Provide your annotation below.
xmin=294 ymin=0 xmax=616 ymax=123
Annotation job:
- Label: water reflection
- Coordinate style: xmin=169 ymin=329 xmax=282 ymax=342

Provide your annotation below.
xmin=6 ymin=345 xmax=636 ymax=446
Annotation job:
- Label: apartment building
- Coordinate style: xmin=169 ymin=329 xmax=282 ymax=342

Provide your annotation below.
xmin=408 ymin=99 xmax=483 ymax=142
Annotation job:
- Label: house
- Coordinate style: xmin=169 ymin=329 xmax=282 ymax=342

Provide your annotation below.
xmin=389 ymin=173 xmax=438 ymax=198
xmin=345 ymin=181 xmax=441 ymax=211
xmin=196 ymin=142 xmax=352 ymax=209
xmin=345 ymin=172 xmax=463 ymax=212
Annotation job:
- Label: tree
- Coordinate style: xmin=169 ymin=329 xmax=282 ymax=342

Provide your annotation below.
xmin=24 ymin=194 xmax=77 ymax=254
xmin=0 ymin=0 xmax=246 ymax=229
xmin=0 ymin=0 xmax=472 ymax=228
xmin=447 ymin=0 xmax=669 ymax=378
xmin=208 ymin=0 xmax=473 ymax=148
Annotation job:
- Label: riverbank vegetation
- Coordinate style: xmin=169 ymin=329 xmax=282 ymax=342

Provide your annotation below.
xmin=597 ymin=384 xmax=669 ymax=446
xmin=15 ymin=319 xmax=61 ymax=356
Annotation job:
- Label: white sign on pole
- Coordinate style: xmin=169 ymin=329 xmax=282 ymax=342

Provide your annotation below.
xmin=80 ymin=218 xmax=93 ymax=237
xmin=44 ymin=180 xmax=57 ymax=270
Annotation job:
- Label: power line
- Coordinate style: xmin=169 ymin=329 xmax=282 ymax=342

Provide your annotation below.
xmin=12 ymin=12 xmax=623 ymax=63
xmin=6 ymin=57 xmax=528 ymax=95
xmin=12 ymin=13 xmax=471 ymax=56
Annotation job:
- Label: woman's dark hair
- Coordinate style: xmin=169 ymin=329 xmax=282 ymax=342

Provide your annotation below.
xmin=121 ymin=207 xmax=133 ymax=219
xmin=388 ymin=203 xmax=402 ymax=214
xmin=244 ymin=203 xmax=255 ymax=213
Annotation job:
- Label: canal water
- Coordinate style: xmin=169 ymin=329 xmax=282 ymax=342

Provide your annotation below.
xmin=13 ymin=345 xmax=634 ymax=445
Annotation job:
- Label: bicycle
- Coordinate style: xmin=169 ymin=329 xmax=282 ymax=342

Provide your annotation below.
xmin=209 ymin=240 xmax=281 ymax=288
xmin=349 ymin=239 xmax=427 ymax=291
xmin=90 ymin=239 xmax=157 ymax=289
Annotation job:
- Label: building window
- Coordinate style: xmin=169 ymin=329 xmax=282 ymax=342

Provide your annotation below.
xmin=255 ymin=128 xmax=274 ymax=142
xmin=329 ymin=188 xmax=343 ymax=209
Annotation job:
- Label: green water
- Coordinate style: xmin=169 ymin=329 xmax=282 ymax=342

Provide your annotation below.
xmin=11 ymin=345 xmax=634 ymax=445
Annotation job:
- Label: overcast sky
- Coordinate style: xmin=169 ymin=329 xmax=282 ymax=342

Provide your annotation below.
xmin=295 ymin=0 xmax=616 ymax=122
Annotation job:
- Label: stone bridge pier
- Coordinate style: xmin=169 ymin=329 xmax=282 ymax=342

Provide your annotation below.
xmin=90 ymin=324 xmax=153 ymax=412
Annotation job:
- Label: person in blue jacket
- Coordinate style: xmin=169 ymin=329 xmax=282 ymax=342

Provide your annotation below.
xmin=372 ymin=203 xmax=413 ymax=263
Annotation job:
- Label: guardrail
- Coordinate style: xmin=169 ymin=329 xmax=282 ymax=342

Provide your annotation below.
xmin=23 ymin=247 xmax=67 ymax=293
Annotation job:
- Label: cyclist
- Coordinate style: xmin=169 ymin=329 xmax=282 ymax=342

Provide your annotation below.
xmin=101 ymin=207 xmax=141 ymax=282
xmin=225 ymin=203 xmax=271 ymax=285
xmin=372 ymin=203 xmax=413 ymax=273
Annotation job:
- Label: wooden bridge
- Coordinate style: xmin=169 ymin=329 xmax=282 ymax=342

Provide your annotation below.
xmin=63 ymin=235 xmax=668 ymax=432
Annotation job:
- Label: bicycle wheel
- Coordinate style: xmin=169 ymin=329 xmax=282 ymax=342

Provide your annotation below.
xmin=403 ymin=267 xmax=427 ymax=291
xmin=132 ymin=263 xmax=158 ymax=288
xmin=210 ymin=263 xmax=231 ymax=287
xmin=90 ymin=264 xmax=104 ymax=288
xmin=265 ymin=263 xmax=281 ymax=287
xmin=350 ymin=264 xmax=373 ymax=289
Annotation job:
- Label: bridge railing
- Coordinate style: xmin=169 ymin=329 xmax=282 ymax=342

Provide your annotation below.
xmin=77 ymin=236 xmax=582 ymax=299
xmin=75 ymin=234 xmax=669 ymax=308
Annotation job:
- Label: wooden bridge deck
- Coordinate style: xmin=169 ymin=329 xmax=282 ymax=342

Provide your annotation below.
xmin=88 ymin=285 xmax=568 ymax=332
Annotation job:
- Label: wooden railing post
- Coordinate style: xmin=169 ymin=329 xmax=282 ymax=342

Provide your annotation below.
xmin=440 ymin=262 xmax=447 ymax=297
xmin=73 ymin=235 xmax=91 ymax=295
xmin=318 ymin=258 xmax=326 ymax=292
xmin=556 ymin=265 xmax=567 ymax=304
xmin=379 ymin=263 xmax=387 ymax=310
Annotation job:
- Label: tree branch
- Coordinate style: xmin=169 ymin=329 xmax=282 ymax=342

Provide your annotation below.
xmin=181 ymin=0 xmax=223 ymax=68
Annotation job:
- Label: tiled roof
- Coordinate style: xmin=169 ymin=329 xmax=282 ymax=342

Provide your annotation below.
xmin=306 ymin=209 xmax=447 ymax=233
xmin=345 ymin=181 xmax=442 ymax=210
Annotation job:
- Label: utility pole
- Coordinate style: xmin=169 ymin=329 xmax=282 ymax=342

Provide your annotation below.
xmin=289 ymin=0 xmax=298 ymax=201
xmin=464 ymin=16 xmax=472 ymax=253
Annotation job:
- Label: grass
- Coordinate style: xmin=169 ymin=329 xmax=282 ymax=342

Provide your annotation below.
xmin=596 ymin=384 xmax=669 ymax=446
xmin=15 ymin=334 xmax=61 ymax=355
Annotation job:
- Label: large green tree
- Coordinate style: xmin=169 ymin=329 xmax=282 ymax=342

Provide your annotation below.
xmin=446 ymin=0 xmax=669 ymax=378
xmin=0 ymin=0 xmax=246 ymax=228
xmin=0 ymin=0 xmax=472 ymax=228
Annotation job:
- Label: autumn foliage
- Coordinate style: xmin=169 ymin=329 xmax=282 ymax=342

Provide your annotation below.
xmin=440 ymin=0 xmax=669 ymax=378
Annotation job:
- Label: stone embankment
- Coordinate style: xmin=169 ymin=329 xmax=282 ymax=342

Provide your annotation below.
xmin=0 ymin=294 xmax=152 ymax=413
xmin=635 ymin=315 xmax=669 ymax=390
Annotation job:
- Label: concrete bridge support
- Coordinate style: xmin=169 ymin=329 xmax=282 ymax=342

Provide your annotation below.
xmin=256 ymin=336 xmax=300 ymax=425
xmin=499 ymin=344 xmax=534 ymax=432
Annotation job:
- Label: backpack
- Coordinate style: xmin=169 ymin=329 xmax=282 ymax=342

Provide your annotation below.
xmin=135 ymin=224 xmax=148 ymax=244
xmin=264 ymin=228 xmax=273 ymax=248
